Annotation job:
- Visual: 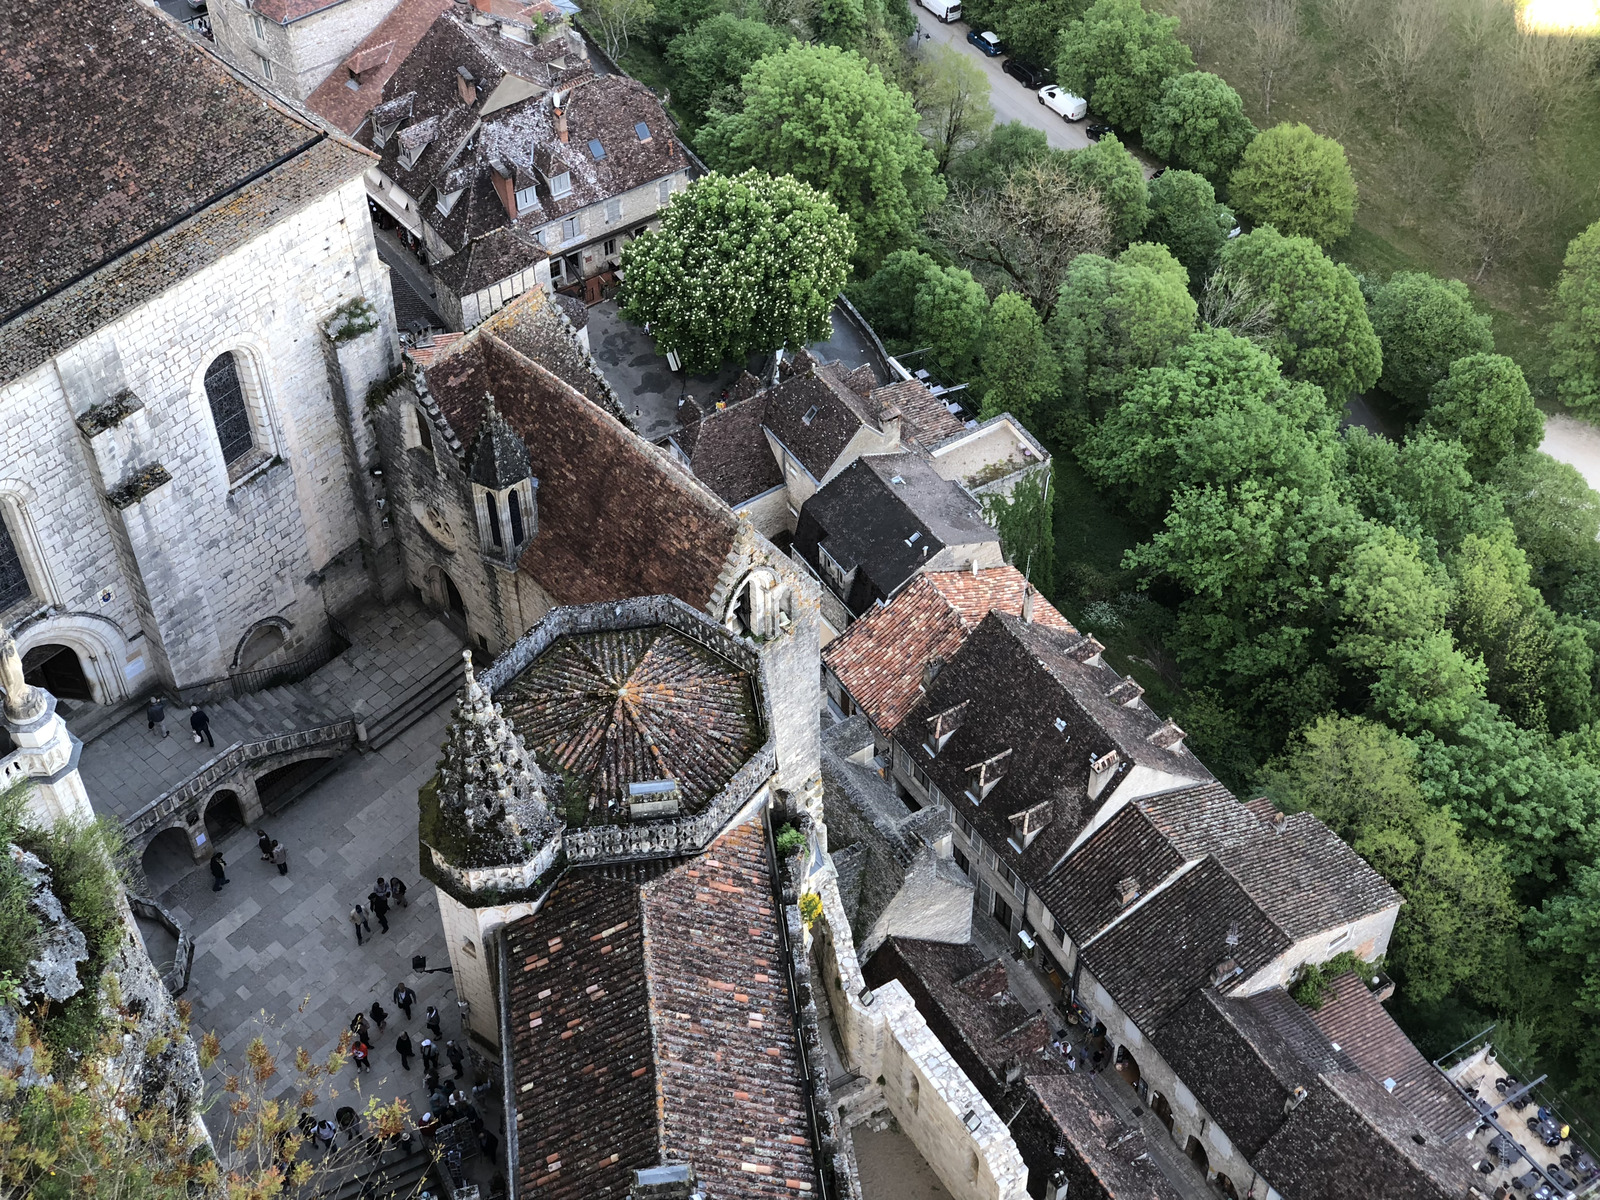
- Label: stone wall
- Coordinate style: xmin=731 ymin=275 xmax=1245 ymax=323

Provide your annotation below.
xmin=211 ymin=0 xmax=402 ymax=101
xmin=0 ymin=173 xmax=394 ymax=695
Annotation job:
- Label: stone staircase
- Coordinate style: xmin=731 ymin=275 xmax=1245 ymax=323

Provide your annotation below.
xmin=360 ymin=650 xmax=466 ymax=749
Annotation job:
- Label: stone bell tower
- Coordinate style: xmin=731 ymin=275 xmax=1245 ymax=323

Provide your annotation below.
xmin=421 ymin=650 xmax=562 ymax=1054
xmin=1 ymin=624 xmax=93 ymax=828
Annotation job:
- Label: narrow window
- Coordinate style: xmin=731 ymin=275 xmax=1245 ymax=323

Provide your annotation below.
xmin=259 ymin=55 xmax=274 ymax=80
xmin=562 ymin=215 xmax=580 ymax=241
xmin=658 ymin=178 xmax=672 ymax=205
xmin=508 ymin=489 xmax=524 ymax=544
xmin=416 ymin=409 xmax=434 ymax=455
xmin=604 ymin=197 xmax=621 ymax=223
xmin=486 ymin=498 xmax=502 ymax=548
xmin=252 ymin=13 xmax=265 ymax=37
xmin=0 ymin=514 xmax=31 ymax=611
xmin=204 ymin=352 xmax=255 ymax=466
xmin=603 ymin=237 xmax=617 ymax=257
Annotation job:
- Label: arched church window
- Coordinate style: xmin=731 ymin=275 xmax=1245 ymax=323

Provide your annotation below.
xmin=0 ymin=513 xmax=31 ymax=612
xmin=204 ymin=352 xmax=255 ymax=466
xmin=508 ymin=489 xmax=524 ymax=544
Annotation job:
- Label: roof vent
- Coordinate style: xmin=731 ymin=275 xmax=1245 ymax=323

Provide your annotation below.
xmin=1383 ymin=1077 xmax=1398 ymax=1093
xmin=905 ymin=531 xmax=921 ymax=547
xmin=589 ymin=138 xmax=606 ymax=160
xmin=1064 ymin=634 xmax=1105 ymax=665
xmin=803 ymin=405 xmax=820 ymax=426
xmin=1284 ymin=1085 xmax=1308 ymax=1113
xmin=1089 ymin=749 xmax=1120 ymax=775
xmin=1106 ymin=678 xmax=1144 ymax=707
xmin=631 ymin=1162 xmax=699 ymax=1200
xmin=1146 ymin=719 xmax=1186 ymax=751
xmin=1225 ymin=920 xmax=1240 ymax=946
xmin=628 ymin=778 xmax=680 ymax=819
xmin=1212 ymin=958 xmax=1243 ymax=987
xmin=921 ymin=657 xmax=944 ymax=690
xmin=1117 ymin=876 xmax=1140 ymax=906
xmin=1054 ymin=717 xmax=1067 ymax=732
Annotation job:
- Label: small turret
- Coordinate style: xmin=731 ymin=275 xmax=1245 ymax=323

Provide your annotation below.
xmin=468 ymin=393 xmax=538 ymax=570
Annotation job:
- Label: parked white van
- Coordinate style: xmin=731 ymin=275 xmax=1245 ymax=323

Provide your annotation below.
xmin=1039 ymin=85 xmax=1088 ymax=121
xmin=920 ymin=0 xmax=962 ymax=22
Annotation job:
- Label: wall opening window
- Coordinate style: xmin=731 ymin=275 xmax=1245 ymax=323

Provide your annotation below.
xmin=204 ymin=352 xmax=256 ymax=467
xmin=252 ymin=14 xmax=266 ymax=37
xmin=508 ymin=489 xmax=525 ymax=544
xmin=603 ymin=237 xmax=617 ymax=257
xmin=258 ymin=55 xmax=274 ymax=80
xmin=0 ymin=514 xmax=31 ymax=612
xmin=416 ymin=409 xmax=435 ymax=456
xmin=486 ymin=498 xmax=502 ymax=548
xmin=605 ymin=197 xmax=621 ymax=223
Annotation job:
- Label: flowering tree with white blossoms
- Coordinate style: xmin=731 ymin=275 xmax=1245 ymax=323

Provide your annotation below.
xmin=620 ymin=170 xmax=855 ymax=375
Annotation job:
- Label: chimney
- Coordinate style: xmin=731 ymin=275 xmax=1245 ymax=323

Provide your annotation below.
xmin=920 ymin=656 xmax=943 ymax=690
xmin=1117 ymin=876 xmax=1140 ymax=907
xmin=457 ymin=66 xmax=477 ymax=105
xmin=631 ymin=1163 xmax=699 ymax=1200
xmin=1272 ymin=811 xmax=1287 ymax=834
xmin=879 ymin=403 xmax=902 ymax=445
xmin=1021 ymin=583 xmax=1036 ymax=624
xmin=552 ymin=90 xmax=569 ymax=142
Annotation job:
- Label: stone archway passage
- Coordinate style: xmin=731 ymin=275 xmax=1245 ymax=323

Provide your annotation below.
xmin=22 ymin=643 xmax=94 ymax=702
xmin=255 ymin=757 xmax=337 ymax=812
xmin=141 ymin=825 xmax=196 ymax=891
xmin=203 ymin=790 xmax=245 ymax=844
xmin=1184 ymin=1134 xmax=1210 ymax=1174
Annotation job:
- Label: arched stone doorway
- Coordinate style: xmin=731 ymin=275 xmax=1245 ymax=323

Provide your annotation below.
xmin=1150 ymin=1090 xmax=1174 ymax=1132
xmin=255 ymin=757 xmax=336 ymax=811
xmin=22 ymin=643 xmax=94 ymax=702
xmin=1215 ymin=1171 xmax=1240 ymax=1199
xmin=1114 ymin=1045 xmax=1142 ymax=1088
xmin=236 ymin=623 xmax=286 ymax=670
xmin=204 ymin=790 xmax=245 ymax=845
xmin=1184 ymin=1134 xmax=1210 ymax=1174
xmin=141 ymin=825 xmax=196 ymax=891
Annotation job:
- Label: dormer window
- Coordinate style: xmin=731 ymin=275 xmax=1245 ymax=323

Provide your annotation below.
xmin=549 ymin=171 xmax=573 ymax=199
xmin=588 ymin=139 xmax=606 ymax=160
xmin=438 ymin=188 xmax=465 ymax=216
xmin=964 ymin=748 xmax=1012 ymax=803
xmin=923 ymin=701 xmax=968 ymax=757
xmin=636 ymin=121 xmax=652 ymax=142
xmin=514 ymin=186 xmax=539 ymax=213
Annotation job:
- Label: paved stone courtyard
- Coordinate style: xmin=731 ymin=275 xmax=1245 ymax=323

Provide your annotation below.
xmin=136 ymin=696 xmax=501 ymax=1162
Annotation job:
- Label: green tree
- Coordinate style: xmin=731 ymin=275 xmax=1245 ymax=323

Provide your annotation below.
xmin=1144 ymin=168 xmax=1233 ymax=285
xmin=1065 ymin=132 xmax=1150 ymax=245
xmin=1494 ymin=451 xmax=1600 ymax=595
xmin=915 ymin=43 xmax=994 ymax=173
xmin=664 ymin=15 xmax=791 ymax=124
xmin=981 ymin=466 xmax=1056 ymax=587
xmin=1141 ymin=71 xmax=1257 ymax=183
xmin=1052 ymin=242 xmax=1197 ymax=431
xmin=696 ymin=43 xmax=943 ymax=266
xmin=1333 ymin=525 xmax=1452 ymax=672
xmin=1530 ymin=861 xmax=1600 ymax=1016
xmin=846 ymin=247 xmax=935 ymax=343
xmin=1423 ymin=354 xmax=1543 ymax=480
xmin=948 ymin=121 xmax=1051 ymax=191
xmin=976 ymin=291 xmax=1061 ymax=424
xmin=1549 ymin=218 xmax=1600 ymax=411
xmin=1367 ymin=271 xmax=1495 ymax=412
xmin=585 ymin=0 xmax=655 ymax=60
xmin=914 ymin=263 xmax=991 ymax=379
xmin=1054 ymin=0 xmax=1194 ymax=132
xmin=1228 ymin=122 xmax=1358 ymax=246
xmin=621 ymin=170 xmax=854 ymax=373
xmin=649 ymin=0 xmax=722 ymax=42
xmin=1082 ymin=326 xmax=1335 ymax=518
xmin=1262 ymin=715 xmax=1517 ymax=1006
xmin=815 ymin=0 xmax=866 ymax=46
xmin=1218 ymin=226 xmax=1381 ymax=403
xmin=994 ymin=0 xmax=1086 ymax=68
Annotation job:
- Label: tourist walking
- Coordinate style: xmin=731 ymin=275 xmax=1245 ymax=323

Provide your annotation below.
xmin=146 ymin=695 xmax=168 ymax=737
xmin=393 ymin=982 xmax=416 ymax=1021
xmin=315 ymin=1118 xmax=338 ymax=1151
xmin=420 ymin=1038 xmax=439 ymax=1073
xmin=209 ymin=852 xmax=229 ymax=891
xmin=389 ymin=876 xmax=408 ymax=907
xmin=271 ymin=840 xmax=288 ymax=875
xmin=372 ymin=876 xmax=390 ymax=904
xmin=350 ymin=902 xmax=370 ymax=945
xmin=351 ymin=1041 xmax=371 ymax=1073
xmin=367 ymin=888 xmax=390 ymax=934
xmin=396 ymin=1031 xmax=414 ymax=1070
xmin=369 ymin=1001 xmax=389 ymax=1032
xmin=425 ymin=1005 xmax=442 ymax=1037
xmin=336 ymin=1106 xmax=359 ymax=1142
xmin=257 ymin=829 xmax=274 ymax=860
xmin=189 ymin=704 xmax=213 ymax=748
xmin=350 ymin=1012 xmax=370 ymax=1043
xmin=446 ymin=1039 xmax=464 ymax=1079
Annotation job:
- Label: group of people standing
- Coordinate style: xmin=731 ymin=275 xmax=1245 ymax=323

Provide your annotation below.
xmin=349 ymin=874 xmax=407 ymax=944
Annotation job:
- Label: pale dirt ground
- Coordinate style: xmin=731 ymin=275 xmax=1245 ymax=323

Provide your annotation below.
xmin=1541 ymin=413 xmax=1600 ymax=496
xmin=853 ymin=1125 xmax=956 ymax=1200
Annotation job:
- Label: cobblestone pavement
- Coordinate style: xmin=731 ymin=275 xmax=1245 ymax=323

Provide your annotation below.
xmin=79 ymin=598 xmax=461 ymax=824
xmin=136 ymin=696 xmax=498 ymax=1159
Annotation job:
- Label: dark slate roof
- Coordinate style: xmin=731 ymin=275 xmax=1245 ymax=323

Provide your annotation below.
xmin=1253 ymin=1070 xmax=1475 ymax=1200
xmin=434 ymin=226 xmax=549 ymax=297
xmin=1024 ymin=1075 xmax=1188 ymax=1200
xmin=895 ymin=612 xmax=1207 ymax=891
xmin=304 ymin=0 xmax=453 ymax=134
xmin=764 ymin=353 xmax=879 ymax=479
xmin=419 ymin=313 xmax=738 ymax=610
xmin=468 ymin=399 xmax=534 ymax=488
xmin=497 ymin=625 xmax=762 ymax=820
xmin=553 ymin=292 xmax=589 ymax=331
xmin=1077 ymin=857 xmax=1293 ymax=1029
xmin=675 ymin=396 xmax=785 ymax=507
xmin=794 ymin=454 xmax=999 ymax=616
xmin=864 ymin=937 xmax=1051 ymax=1096
xmin=1306 ymin=973 xmax=1476 ymax=1138
xmin=1152 ymin=985 xmax=1352 ymax=1157
xmin=823 ymin=566 xmax=1074 ymax=735
xmin=506 ymin=819 xmax=817 ymax=1200
xmin=2 ymin=0 xmax=332 ymax=319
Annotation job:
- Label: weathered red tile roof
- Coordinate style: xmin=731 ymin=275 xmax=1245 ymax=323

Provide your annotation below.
xmin=498 ymin=625 xmax=762 ymax=820
xmin=305 ymin=0 xmax=453 ymax=134
xmin=1307 ymin=972 xmax=1475 ymax=1137
xmin=506 ymin=819 xmax=816 ymax=1199
xmin=418 ymin=316 xmax=738 ymax=610
xmin=823 ymin=566 xmax=1074 ymax=732
xmin=1 ymin=0 xmax=338 ymax=319
xmin=874 ymin=378 xmax=966 ymax=448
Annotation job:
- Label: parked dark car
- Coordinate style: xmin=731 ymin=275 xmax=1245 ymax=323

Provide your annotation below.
xmin=1002 ymin=58 xmax=1051 ymax=88
xmin=967 ymin=29 xmax=1004 ymax=55
xmin=1085 ymin=122 xmax=1112 ymax=141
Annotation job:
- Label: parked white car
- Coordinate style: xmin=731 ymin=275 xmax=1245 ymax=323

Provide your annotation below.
xmin=1038 ymin=85 xmax=1088 ymax=121
xmin=919 ymin=0 xmax=962 ymax=22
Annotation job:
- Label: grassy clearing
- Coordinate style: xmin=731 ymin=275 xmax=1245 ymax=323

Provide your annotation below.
xmin=1175 ymin=0 xmax=1600 ymax=397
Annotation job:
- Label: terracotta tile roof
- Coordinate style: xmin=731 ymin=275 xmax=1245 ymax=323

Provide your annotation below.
xmin=823 ymin=566 xmax=1073 ymax=733
xmin=1307 ymin=973 xmax=1475 ymax=1137
xmin=497 ymin=625 xmax=763 ymax=821
xmin=506 ymin=819 xmax=816 ymax=1200
xmin=865 ymin=937 xmax=1051 ymax=1098
xmin=2 ymin=0 xmax=325 ymax=318
xmin=418 ymin=318 xmax=737 ymax=610
xmin=304 ymin=0 xmax=453 ymax=134
xmin=874 ymin=378 xmax=966 ymax=448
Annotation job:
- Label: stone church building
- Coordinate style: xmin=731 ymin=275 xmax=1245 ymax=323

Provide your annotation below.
xmin=1 ymin=0 xmax=399 ymax=712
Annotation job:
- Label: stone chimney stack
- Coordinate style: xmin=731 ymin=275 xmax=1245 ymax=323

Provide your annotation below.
xmin=1021 ymin=583 xmax=1036 ymax=624
xmin=457 ymin=66 xmax=477 ymax=105
xmin=553 ymin=91 xmax=569 ymax=142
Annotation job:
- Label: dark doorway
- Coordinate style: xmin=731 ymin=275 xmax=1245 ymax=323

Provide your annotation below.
xmin=141 ymin=826 xmax=196 ymax=892
xmin=22 ymin=644 xmax=94 ymax=702
xmin=1150 ymin=1091 xmax=1174 ymax=1132
xmin=256 ymin=757 xmax=338 ymax=812
xmin=992 ymin=895 xmax=1014 ymax=931
xmin=1184 ymin=1135 xmax=1209 ymax=1173
xmin=444 ymin=573 xmax=466 ymax=617
xmin=203 ymin=790 xmax=245 ymax=844
xmin=1115 ymin=1045 xmax=1141 ymax=1088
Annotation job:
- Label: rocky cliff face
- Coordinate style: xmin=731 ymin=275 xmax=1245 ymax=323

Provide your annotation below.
xmin=1 ymin=842 xmax=90 ymax=1086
